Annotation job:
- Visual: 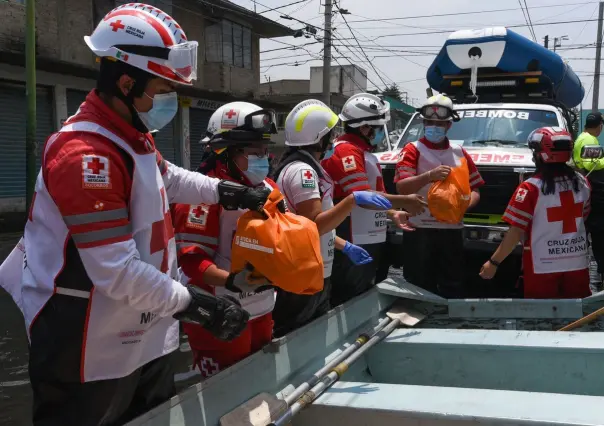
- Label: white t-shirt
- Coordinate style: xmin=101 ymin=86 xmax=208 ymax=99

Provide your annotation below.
xmin=276 ymin=156 xmax=336 ymax=279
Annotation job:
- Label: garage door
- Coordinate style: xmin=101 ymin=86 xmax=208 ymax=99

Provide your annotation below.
xmin=66 ymin=89 xmax=89 ymax=118
xmin=189 ymin=108 xmax=213 ymax=170
xmin=0 ymin=82 xmax=55 ymax=200
xmin=153 ymin=121 xmax=177 ymax=165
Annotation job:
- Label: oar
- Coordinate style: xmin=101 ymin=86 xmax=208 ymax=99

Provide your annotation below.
xmin=558 ymin=306 xmax=604 ymax=331
xmin=267 ymin=305 xmax=421 ymax=426
xmin=219 ymin=302 xmax=424 ymax=426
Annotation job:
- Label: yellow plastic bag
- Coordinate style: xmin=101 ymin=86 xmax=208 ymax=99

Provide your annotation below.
xmin=428 ymin=158 xmax=471 ymax=224
xmin=231 ymin=188 xmax=324 ymax=295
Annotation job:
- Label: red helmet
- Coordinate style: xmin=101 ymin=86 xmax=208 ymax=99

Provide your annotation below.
xmin=527 ymin=127 xmax=573 ymax=163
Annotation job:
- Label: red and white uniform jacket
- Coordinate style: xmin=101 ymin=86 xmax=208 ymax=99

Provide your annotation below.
xmin=321 ymin=134 xmax=388 ymax=245
xmin=394 ymin=137 xmax=484 ymax=229
xmin=504 ymin=173 xmax=591 ymax=274
xmin=12 ymin=90 xmax=222 ymax=382
xmin=171 ymin=160 xmax=276 ymax=320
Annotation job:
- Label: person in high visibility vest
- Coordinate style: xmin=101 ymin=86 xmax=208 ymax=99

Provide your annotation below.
xmin=480 ymin=127 xmax=592 ymax=299
xmin=573 ymin=112 xmax=604 ymax=290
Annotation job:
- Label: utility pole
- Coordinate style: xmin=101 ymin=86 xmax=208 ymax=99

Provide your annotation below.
xmin=593 ymin=1 xmax=604 ymax=111
xmin=26 ymin=0 xmax=37 ymax=214
xmin=323 ymin=0 xmax=332 ymax=107
xmin=543 ymin=35 xmax=549 ymax=49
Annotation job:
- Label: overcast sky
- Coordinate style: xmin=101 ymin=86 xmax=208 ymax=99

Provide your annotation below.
xmin=230 ymin=0 xmax=603 ymax=110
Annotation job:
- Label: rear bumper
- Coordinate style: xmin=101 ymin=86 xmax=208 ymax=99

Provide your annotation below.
xmin=387 ymin=221 xmax=522 ymax=254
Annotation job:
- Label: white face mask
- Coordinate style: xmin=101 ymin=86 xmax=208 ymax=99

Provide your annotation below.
xmin=241 ymin=155 xmax=270 ymax=185
xmin=136 ymin=92 xmax=178 ymax=133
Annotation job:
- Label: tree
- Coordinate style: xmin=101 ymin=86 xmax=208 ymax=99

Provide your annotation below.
xmin=382 ymin=84 xmax=402 ymax=102
xmin=570 ymin=107 xmax=580 ymax=136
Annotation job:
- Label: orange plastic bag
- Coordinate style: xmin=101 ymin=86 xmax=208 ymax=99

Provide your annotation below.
xmin=427 ymin=158 xmax=472 ymax=224
xmin=231 ymin=188 xmax=324 ymax=295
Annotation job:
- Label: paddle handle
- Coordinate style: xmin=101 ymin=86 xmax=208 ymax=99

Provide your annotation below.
xmin=270 ymin=319 xmax=400 ymax=426
xmin=558 ymin=306 xmax=604 ymax=331
xmin=284 ymin=317 xmax=391 ymax=406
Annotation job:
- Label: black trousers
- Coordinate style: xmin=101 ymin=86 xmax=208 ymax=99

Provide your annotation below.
xmin=330 ymin=243 xmax=384 ymax=307
xmin=402 ymin=228 xmax=466 ymax=298
xmin=30 ymin=353 xmax=175 ymax=426
xmin=272 ymin=277 xmax=332 ymax=338
xmin=29 ymin=293 xmax=175 ymax=426
xmin=590 ymin=230 xmax=604 ymax=277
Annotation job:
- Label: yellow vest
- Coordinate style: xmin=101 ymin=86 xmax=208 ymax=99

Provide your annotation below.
xmin=573 ymin=131 xmax=604 ymax=171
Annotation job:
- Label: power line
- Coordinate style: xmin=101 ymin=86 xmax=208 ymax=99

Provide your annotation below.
xmin=521 ymin=0 xmax=538 ymax=42
xmin=257 ymin=0 xmax=309 ymax=14
xmin=344 ymin=2 xmax=600 ymax=24
xmin=334 ymin=1 xmax=389 ymax=89
xmin=334 ymin=18 xmax=603 ymax=41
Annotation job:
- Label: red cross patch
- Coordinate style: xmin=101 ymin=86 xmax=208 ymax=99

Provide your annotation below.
xmin=187 ymin=204 xmax=209 ymax=230
xmin=199 ymin=357 xmax=220 ymax=378
xmin=82 ymin=155 xmax=111 ymax=189
xmin=342 ymin=155 xmax=357 ymax=172
xmin=221 ymin=108 xmax=239 ymax=130
xmin=515 ymin=188 xmax=528 ymax=203
xmin=301 ymin=169 xmax=316 ymax=188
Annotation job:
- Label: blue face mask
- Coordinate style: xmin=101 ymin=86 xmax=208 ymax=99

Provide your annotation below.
xmin=322 ymin=145 xmax=335 ymax=160
xmin=424 ymin=125 xmax=447 ymax=143
xmin=243 ymin=155 xmax=270 ymax=185
xmin=137 ymin=92 xmax=178 ymax=132
xmin=371 ymin=128 xmax=385 ymax=146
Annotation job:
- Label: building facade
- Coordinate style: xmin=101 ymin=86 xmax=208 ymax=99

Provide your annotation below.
xmin=0 ymin=0 xmax=292 ymax=217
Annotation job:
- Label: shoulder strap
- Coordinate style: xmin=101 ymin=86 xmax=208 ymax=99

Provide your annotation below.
xmin=58 ymin=121 xmax=135 ymax=179
xmin=272 ymin=150 xmax=324 ymax=197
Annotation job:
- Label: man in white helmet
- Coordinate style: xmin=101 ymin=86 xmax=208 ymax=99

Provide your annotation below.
xmin=271 ymin=99 xmax=394 ymax=336
xmin=16 ymin=4 xmax=271 ymax=424
xmin=395 ymin=94 xmax=484 ymax=298
xmin=321 ymin=93 xmax=427 ymax=306
xmin=171 ymin=101 xmax=279 ymax=378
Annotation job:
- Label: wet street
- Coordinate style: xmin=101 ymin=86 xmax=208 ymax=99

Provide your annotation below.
xmin=0 ymin=232 xmax=600 ymax=426
xmin=0 ymin=233 xmax=29 ymax=426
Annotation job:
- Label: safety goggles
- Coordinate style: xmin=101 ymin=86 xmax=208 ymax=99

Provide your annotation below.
xmin=418 ymin=105 xmax=460 ymax=122
xmin=115 ymin=41 xmax=198 ymax=83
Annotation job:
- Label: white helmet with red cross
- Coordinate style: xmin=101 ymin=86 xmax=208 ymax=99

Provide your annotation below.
xmin=201 ymin=102 xmax=278 ymax=148
xmin=84 ymin=3 xmax=197 ymax=85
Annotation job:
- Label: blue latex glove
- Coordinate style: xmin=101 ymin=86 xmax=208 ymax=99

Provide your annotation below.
xmin=352 ymin=191 xmax=392 ymax=209
xmin=343 ymin=241 xmax=373 ymax=265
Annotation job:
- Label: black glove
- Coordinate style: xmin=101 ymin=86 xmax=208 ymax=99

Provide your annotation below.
xmin=218 ymin=180 xmax=271 ymax=213
xmin=173 ymin=285 xmax=249 ymax=341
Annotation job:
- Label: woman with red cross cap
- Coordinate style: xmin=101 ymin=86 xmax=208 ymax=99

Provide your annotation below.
xmin=10 ymin=4 xmax=274 ymax=425
xmin=480 ymin=127 xmax=592 ymax=299
xmin=270 ymin=99 xmax=394 ymax=337
xmin=171 ymin=101 xmax=282 ymax=378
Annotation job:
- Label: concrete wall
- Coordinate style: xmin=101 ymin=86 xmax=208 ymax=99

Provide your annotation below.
xmin=258 ymin=79 xmax=310 ymax=96
xmin=0 ymin=0 xmax=95 ymax=67
xmin=309 ymin=65 xmax=368 ymax=97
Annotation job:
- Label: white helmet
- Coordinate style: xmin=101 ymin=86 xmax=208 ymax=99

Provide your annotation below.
xmin=418 ymin=94 xmax=460 ymax=122
xmin=201 ymin=102 xmax=277 ymax=148
xmin=285 ymin=100 xmax=339 ymax=147
xmin=85 ymin=3 xmax=198 ymax=85
xmin=339 ymin=93 xmax=390 ymax=128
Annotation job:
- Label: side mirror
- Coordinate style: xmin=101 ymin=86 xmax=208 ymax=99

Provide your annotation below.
xmin=581 ymin=145 xmax=604 ymax=160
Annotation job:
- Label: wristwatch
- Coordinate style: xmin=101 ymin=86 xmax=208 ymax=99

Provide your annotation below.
xmin=488 ymin=258 xmax=501 ymax=267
